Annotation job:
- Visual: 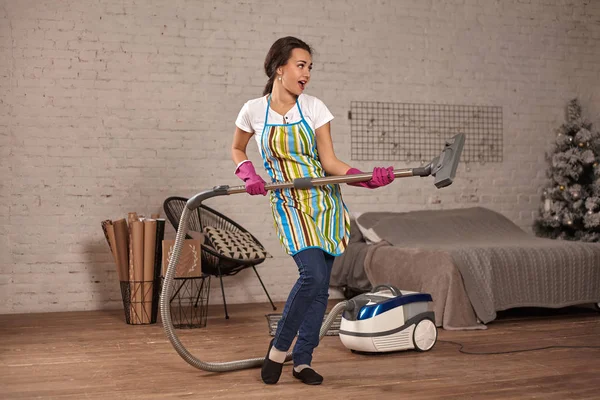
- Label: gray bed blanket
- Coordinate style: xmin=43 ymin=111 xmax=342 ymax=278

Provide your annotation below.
xmin=330 ymin=219 xmax=372 ymax=293
xmin=362 ymin=241 xmax=484 ymax=330
xmin=357 ymin=207 xmax=600 ymax=328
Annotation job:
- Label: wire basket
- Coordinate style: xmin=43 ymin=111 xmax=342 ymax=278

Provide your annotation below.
xmin=162 ymin=276 xmax=210 ymax=329
xmin=266 ymin=312 xmax=341 ymax=336
xmin=120 ymin=280 xmax=160 ymax=325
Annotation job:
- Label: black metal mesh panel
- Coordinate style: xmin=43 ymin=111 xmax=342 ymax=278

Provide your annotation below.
xmin=266 ymin=312 xmax=341 ymax=336
xmin=350 ymin=101 xmax=502 ymax=163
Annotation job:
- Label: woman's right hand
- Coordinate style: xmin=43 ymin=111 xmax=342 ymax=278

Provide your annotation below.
xmin=235 ymin=161 xmax=268 ymax=196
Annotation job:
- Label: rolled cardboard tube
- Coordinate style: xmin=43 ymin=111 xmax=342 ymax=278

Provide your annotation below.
xmin=143 ymin=219 xmax=157 ymax=324
xmin=112 ymin=219 xmax=130 ymax=283
xmin=131 ymin=220 xmax=145 ymax=324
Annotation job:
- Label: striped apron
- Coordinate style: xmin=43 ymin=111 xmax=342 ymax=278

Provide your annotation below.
xmin=259 ymin=96 xmax=350 ymax=256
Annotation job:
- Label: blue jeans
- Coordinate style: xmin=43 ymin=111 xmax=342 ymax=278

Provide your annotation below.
xmin=272 ymin=247 xmax=335 ymax=366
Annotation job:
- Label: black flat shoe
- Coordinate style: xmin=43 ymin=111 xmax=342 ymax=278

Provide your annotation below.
xmin=293 ymin=367 xmax=323 ymax=385
xmin=261 ymin=339 xmax=283 ymax=384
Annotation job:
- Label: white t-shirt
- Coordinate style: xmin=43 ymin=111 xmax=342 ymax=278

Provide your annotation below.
xmin=235 ymin=93 xmax=334 ymax=147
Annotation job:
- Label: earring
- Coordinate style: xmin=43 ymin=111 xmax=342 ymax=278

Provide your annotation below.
xmin=278 ymin=76 xmax=282 ymax=81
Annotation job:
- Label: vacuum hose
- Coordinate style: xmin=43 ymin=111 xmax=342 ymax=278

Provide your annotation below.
xmin=160 ymin=204 xmax=349 ymax=372
xmin=160 ymin=133 xmax=464 ymax=371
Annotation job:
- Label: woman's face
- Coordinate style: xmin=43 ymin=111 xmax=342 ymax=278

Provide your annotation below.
xmin=278 ymin=48 xmax=312 ymax=96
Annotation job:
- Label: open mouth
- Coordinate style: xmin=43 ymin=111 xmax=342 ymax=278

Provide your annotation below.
xmin=298 ymin=80 xmax=307 ymax=90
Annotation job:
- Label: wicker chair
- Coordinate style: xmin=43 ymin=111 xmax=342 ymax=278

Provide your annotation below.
xmin=163 ymin=196 xmax=276 ymax=319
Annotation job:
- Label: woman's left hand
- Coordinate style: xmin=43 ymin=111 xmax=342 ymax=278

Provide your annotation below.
xmin=346 ymin=167 xmax=395 ymax=189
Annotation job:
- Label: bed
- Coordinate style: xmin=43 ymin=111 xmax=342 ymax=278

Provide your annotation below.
xmin=330 ymin=207 xmax=600 ymax=330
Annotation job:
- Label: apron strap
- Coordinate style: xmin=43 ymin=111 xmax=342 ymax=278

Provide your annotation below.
xmin=296 ymin=97 xmax=305 ymax=121
xmin=264 ymin=95 xmax=271 ymax=126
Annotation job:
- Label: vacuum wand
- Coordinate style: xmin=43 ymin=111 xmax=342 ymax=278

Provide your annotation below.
xmin=187 ymin=133 xmax=465 ymax=210
xmin=225 ymin=167 xmax=416 ymax=195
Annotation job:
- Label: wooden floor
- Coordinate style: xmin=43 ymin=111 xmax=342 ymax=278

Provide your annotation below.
xmin=1 ymin=301 xmax=600 ymax=400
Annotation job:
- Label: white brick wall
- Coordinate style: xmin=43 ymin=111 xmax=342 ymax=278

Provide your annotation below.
xmin=1 ymin=0 xmax=599 ymax=314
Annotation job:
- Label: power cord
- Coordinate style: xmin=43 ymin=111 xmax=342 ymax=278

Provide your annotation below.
xmin=438 ymin=340 xmax=600 ymax=355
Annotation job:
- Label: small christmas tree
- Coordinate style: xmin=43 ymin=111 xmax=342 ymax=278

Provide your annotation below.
xmin=534 ymin=98 xmax=600 ymax=242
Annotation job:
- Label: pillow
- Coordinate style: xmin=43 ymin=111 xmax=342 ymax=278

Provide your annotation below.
xmin=203 ymin=226 xmax=270 ymax=261
xmin=360 ymin=227 xmax=383 ymax=244
xmin=187 ymin=230 xmax=205 ymax=242
xmin=353 ymin=214 xmax=383 ymax=244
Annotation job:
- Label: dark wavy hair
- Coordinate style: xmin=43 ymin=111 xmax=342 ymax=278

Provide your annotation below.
xmin=263 ymin=36 xmax=313 ymax=96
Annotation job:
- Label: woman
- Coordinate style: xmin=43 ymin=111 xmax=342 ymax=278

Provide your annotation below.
xmin=231 ymin=36 xmax=395 ymax=385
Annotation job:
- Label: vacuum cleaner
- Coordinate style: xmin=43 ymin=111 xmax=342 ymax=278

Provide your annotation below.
xmin=340 ymin=285 xmax=437 ymax=353
xmin=160 ymin=133 xmax=465 ymax=372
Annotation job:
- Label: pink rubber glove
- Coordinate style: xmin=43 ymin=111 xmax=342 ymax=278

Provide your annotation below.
xmin=235 ymin=161 xmax=267 ymax=196
xmin=346 ymin=167 xmax=395 ymax=189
